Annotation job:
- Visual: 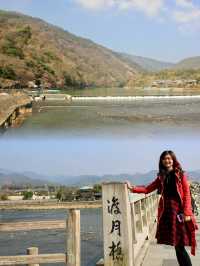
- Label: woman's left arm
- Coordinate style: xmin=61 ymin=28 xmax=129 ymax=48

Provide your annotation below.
xmin=182 ymin=173 xmax=193 ymax=217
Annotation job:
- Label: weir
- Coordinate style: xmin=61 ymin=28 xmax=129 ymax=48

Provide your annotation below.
xmin=33 ymin=94 xmax=200 ymax=103
xmin=72 ymin=95 xmax=200 ymax=102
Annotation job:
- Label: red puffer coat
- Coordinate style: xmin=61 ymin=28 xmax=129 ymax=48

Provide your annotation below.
xmin=131 ymin=169 xmax=198 ymax=255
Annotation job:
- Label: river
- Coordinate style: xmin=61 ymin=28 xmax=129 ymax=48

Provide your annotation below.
xmin=53 ymin=87 xmax=200 ymax=97
xmin=4 ymin=97 xmax=200 ymax=138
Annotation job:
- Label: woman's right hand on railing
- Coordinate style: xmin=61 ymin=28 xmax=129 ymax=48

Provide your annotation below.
xmin=125 ymin=180 xmax=135 ymax=191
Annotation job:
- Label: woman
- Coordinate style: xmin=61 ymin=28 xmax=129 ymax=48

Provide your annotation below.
xmin=126 ymin=150 xmax=198 ymax=266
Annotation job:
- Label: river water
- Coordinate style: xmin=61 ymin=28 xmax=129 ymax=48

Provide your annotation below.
xmin=55 ymin=87 xmax=200 ymax=97
xmin=4 ymin=97 xmax=200 ymax=138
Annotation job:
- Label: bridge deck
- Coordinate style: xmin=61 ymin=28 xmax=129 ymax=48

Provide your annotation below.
xmin=142 ymin=218 xmax=200 ymax=266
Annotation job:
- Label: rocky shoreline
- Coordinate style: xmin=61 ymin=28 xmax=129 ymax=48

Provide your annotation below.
xmin=0 ymin=92 xmax=32 ymax=131
xmin=190 ymin=182 xmax=200 ymax=216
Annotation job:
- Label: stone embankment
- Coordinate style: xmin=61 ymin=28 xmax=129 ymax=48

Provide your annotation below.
xmin=0 ymin=92 xmax=32 ymax=131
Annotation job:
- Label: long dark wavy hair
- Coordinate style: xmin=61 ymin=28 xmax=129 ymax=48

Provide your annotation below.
xmin=158 ymin=150 xmax=184 ymax=178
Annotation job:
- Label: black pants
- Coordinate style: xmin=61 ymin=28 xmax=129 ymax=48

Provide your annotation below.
xmin=175 ymin=245 xmax=192 ymax=266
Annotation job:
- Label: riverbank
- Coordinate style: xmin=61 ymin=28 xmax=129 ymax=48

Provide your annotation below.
xmin=0 ymin=92 xmax=32 ymax=131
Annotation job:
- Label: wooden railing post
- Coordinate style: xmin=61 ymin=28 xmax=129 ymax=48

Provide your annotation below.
xmin=136 ymin=201 xmax=143 ymax=233
xmin=102 ymin=182 xmax=134 ymax=266
xmin=147 ymin=197 xmax=152 ymax=221
xmin=66 ymin=209 xmax=80 ymax=266
xmin=141 ymin=198 xmax=148 ymax=227
xmin=27 ymin=247 xmax=39 ymax=266
xmin=130 ymin=203 xmax=137 ymax=244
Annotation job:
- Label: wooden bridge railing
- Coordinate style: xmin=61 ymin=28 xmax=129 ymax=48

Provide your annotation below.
xmin=0 ymin=188 xmax=158 ymax=266
xmin=0 ymin=201 xmax=101 ymax=266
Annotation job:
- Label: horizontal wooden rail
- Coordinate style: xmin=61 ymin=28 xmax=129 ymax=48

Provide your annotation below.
xmin=0 ymin=209 xmax=80 ymax=266
xmin=0 ymin=220 xmax=66 ymax=231
xmin=0 ymin=200 xmax=102 ymax=210
xmin=0 ymin=253 xmax=66 ymax=265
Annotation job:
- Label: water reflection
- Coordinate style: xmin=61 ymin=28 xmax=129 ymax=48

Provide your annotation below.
xmin=59 ymin=87 xmax=200 ymax=97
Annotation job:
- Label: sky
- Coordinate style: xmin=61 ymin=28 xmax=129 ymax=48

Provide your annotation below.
xmin=0 ymin=135 xmax=200 ymax=177
xmin=0 ymin=0 xmax=199 ymax=62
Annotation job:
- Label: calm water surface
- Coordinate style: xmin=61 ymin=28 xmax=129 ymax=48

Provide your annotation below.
xmin=56 ymin=87 xmax=200 ymax=97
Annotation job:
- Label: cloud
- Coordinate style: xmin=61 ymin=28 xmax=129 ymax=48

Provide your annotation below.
xmin=172 ymin=0 xmax=200 ymax=23
xmin=173 ymin=8 xmax=200 ymax=23
xmin=118 ymin=0 xmax=164 ymax=17
xmin=75 ymin=0 xmax=115 ymax=10
xmin=171 ymin=0 xmax=200 ymax=33
xmin=75 ymin=0 xmax=164 ymax=17
xmin=75 ymin=0 xmax=200 ymax=31
xmin=175 ymin=0 xmax=194 ymax=8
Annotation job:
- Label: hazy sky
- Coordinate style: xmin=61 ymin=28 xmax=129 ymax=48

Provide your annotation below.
xmin=0 ymin=135 xmax=200 ymax=176
xmin=0 ymin=0 xmax=199 ymax=62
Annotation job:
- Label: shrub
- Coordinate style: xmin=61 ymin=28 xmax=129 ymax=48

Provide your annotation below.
xmin=0 ymin=194 xmax=8 ymax=201
xmin=44 ymin=51 xmax=59 ymax=61
xmin=2 ymin=41 xmax=24 ymax=59
xmin=63 ymin=73 xmax=86 ymax=88
xmin=56 ymin=190 xmax=62 ymax=201
xmin=42 ymin=64 xmax=55 ymax=75
xmin=18 ymin=25 xmax=32 ymax=44
xmin=1 ymin=26 xmax=31 ymax=59
xmin=26 ymin=60 xmax=36 ymax=68
xmin=23 ymin=191 xmax=33 ymax=200
xmin=0 ymin=66 xmax=17 ymax=80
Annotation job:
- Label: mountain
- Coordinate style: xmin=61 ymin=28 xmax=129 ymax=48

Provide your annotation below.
xmin=0 ymin=171 xmax=56 ymax=187
xmin=1 ymin=10 xmax=199 ymax=90
xmin=116 ymin=53 xmax=200 ymax=73
xmin=173 ymin=56 xmax=200 ymax=70
xmin=116 ymin=53 xmax=174 ymax=72
xmin=1 ymin=169 xmax=200 ymax=188
xmin=0 ymin=169 xmax=157 ymax=188
xmin=50 ymin=171 xmax=200 ymax=186
xmin=56 ymin=171 xmax=157 ymax=186
xmin=0 ymin=10 xmax=140 ymax=89
xmin=187 ymin=170 xmax=200 ymax=181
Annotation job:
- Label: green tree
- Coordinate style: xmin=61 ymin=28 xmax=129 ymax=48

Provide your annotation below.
xmin=93 ymin=184 xmax=102 ymax=193
xmin=56 ymin=190 xmax=63 ymax=201
xmin=64 ymin=73 xmax=75 ymax=87
xmin=0 ymin=66 xmax=17 ymax=80
xmin=18 ymin=26 xmax=32 ymax=44
xmin=23 ymin=191 xmax=33 ymax=200
xmin=0 ymin=194 xmax=8 ymax=201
